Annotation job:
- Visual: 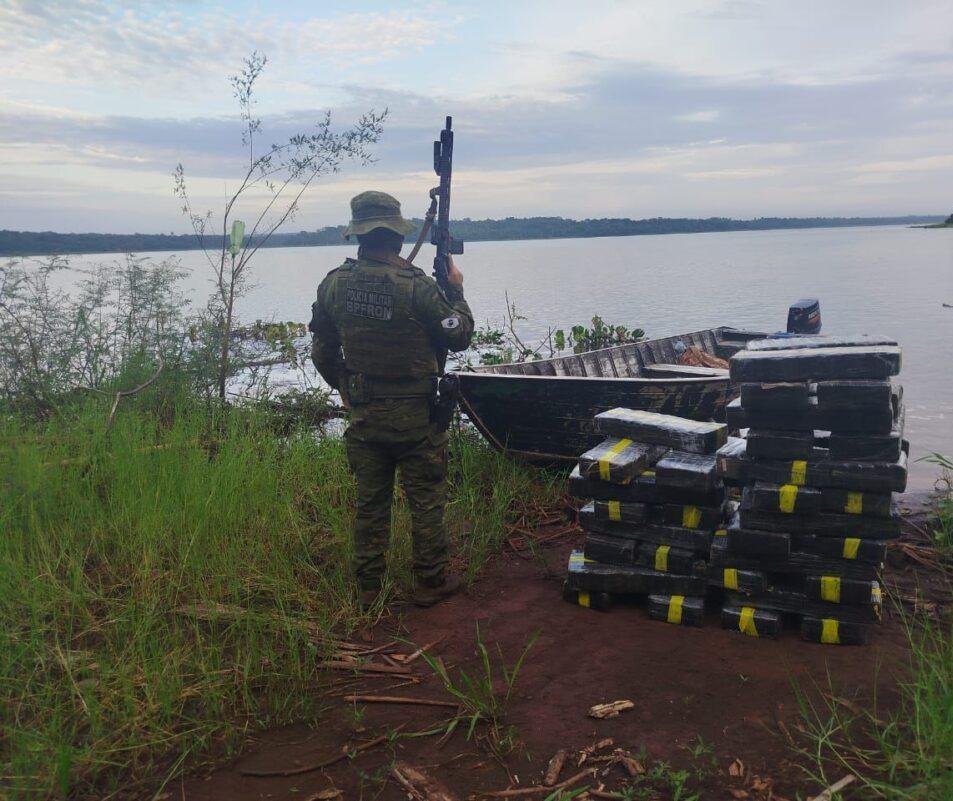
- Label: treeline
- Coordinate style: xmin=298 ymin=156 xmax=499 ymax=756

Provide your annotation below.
xmin=0 ymin=214 xmax=944 ymax=257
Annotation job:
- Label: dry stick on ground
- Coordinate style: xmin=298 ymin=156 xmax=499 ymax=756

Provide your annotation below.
xmin=807 ymin=774 xmax=856 ymax=801
xmin=343 ymin=695 xmax=459 ymax=709
xmin=395 ymin=636 xmax=447 ymax=665
xmin=239 ymin=729 xmax=401 ymax=777
xmin=486 ymin=767 xmax=599 ymax=797
xmin=320 ymin=660 xmax=413 ymax=676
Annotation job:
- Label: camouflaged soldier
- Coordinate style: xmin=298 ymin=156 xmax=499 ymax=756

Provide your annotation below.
xmin=309 ymin=191 xmax=474 ymax=608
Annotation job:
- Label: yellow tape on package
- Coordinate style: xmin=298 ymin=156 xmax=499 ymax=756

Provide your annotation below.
xmin=778 ymin=484 xmax=799 ymax=514
xmin=820 ymin=576 xmax=841 ymax=603
xmin=598 ymin=438 xmax=633 ymax=481
xmin=667 ymin=595 xmax=684 ymax=624
xmin=845 ymin=492 xmax=864 ymax=514
xmin=739 ymin=606 xmax=759 ymax=637
xmin=790 ymin=460 xmax=807 ymax=486
xmin=821 ymin=618 xmax=840 ymax=644
xmin=682 ymin=505 xmax=702 ymax=529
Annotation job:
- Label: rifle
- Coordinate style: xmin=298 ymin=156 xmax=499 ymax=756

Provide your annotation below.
xmin=430 ymin=116 xmax=463 ymax=293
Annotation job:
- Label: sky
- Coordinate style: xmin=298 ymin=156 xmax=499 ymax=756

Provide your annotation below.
xmin=1 ymin=0 xmax=952 ymax=233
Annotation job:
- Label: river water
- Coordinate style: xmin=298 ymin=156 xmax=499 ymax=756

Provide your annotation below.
xmin=72 ymin=225 xmax=953 ymax=489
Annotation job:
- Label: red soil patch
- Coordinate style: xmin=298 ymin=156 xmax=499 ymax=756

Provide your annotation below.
xmin=178 ymin=526 xmax=940 ymax=801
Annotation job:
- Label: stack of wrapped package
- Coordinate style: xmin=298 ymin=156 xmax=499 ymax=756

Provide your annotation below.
xmin=715 ymin=336 xmax=905 ymax=644
xmin=564 ymin=409 xmax=728 ymax=625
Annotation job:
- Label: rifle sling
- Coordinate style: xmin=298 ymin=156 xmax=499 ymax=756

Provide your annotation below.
xmin=405 ymin=194 xmax=438 ymax=265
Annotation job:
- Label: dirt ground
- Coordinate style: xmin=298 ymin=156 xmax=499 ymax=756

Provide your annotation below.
xmin=179 ymin=492 xmax=948 ymax=801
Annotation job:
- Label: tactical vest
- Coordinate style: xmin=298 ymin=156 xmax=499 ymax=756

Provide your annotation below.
xmin=325 ymin=256 xmax=439 ymax=395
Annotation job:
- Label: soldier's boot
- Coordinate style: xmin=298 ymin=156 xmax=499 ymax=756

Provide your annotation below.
xmin=410 ymin=573 xmax=463 ymax=607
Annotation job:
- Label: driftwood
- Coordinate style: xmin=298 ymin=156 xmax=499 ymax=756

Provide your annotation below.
xmin=391 ymin=762 xmax=460 ymax=801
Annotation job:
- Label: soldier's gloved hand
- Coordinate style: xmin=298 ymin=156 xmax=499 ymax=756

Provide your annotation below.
xmin=447 ymin=255 xmax=464 ymax=288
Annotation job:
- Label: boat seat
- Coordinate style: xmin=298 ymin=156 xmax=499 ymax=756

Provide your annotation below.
xmin=641 ymin=363 xmax=729 ymax=378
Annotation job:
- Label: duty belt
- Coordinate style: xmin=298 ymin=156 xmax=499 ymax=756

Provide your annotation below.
xmin=344 ymin=373 xmax=436 ymax=404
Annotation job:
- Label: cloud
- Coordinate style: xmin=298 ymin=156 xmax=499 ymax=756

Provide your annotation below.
xmin=677 ymin=110 xmax=721 ymax=123
xmin=1 ymin=1 xmax=952 ymax=230
xmin=0 ymin=0 xmax=449 ymax=112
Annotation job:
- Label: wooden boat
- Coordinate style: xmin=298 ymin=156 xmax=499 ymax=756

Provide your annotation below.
xmin=454 ymin=326 xmax=763 ymax=462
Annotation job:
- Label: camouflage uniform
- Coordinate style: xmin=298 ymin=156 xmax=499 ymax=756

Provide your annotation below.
xmin=309 ymin=192 xmax=474 ymax=592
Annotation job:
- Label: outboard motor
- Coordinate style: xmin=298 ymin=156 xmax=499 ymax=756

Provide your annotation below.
xmin=787 ymin=298 xmax=821 ymax=335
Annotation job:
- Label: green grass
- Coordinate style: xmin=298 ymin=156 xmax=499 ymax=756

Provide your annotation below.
xmin=0 ymin=398 xmax=562 ymax=799
xmin=923 ymin=454 xmax=953 ymax=554
xmin=417 ymin=623 xmax=538 ymax=756
xmin=795 ymin=612 xmax=953 ymax=800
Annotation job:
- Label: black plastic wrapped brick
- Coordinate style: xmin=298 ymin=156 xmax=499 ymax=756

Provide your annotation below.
xmin=594 ymin=408 xmax=727 ymax=454
xmin=721 ymin=605 xmax=782 ymax=638
xmin=635 ymin=542 xmax=706 ymax=575
xmin=721 ymin=515 xmax=792 ymax=558
xmin=654 ymin=451 xmax=720 ymax=494
xmin=738 ymin=506 xmax=902 ymax=539
xmin=801 ymin=617 xmax=872 ymax=645
xmin=707 ymin=566 xmax=768 ymax=594
xmin=815 ymin=379 xmax=892 ymax=410
xmin=726 ymin=396 xmax=896 ymax=434
xmin=742 ymin=482 xmax=894 ymax=520
xmin=714 ymin=438 xmax=908 ymax=494
xmin=746 ymin=429 xmax=817 ymax=461
xmin=566 ymin=550 xmax=707 ymax=595
xmin=568 ymin=466 xmax=661 ymax=504
xmin=724 ymin=587 xmax=881 ymax=624
xmin=651 ymin=502 xmax=724 ymax=530
xmin=744 ymin=335 xmax=898 ymax=352
xmin=577 ymin=438 xmax=667 ymax=484
xmin=647 ymin=594 xmax=705 ymax=626
xmin=710 ymin=536 xmax=879 ymax=581
xmin=805 ymin=575 xmax=882 ymax=606
xmin=792 ymin=534 xmax=886 ymax=564
xmin=743 ymin=482 xmax=824 ymax=516
xmin=589 ymin=499 xmax=651 ymax=525
xmin=562 ymin=581 xmax=612 ymax=612
xmin=583 ymin=532 xmax=637 ymax=566
xmin=827 ymin=411 xmax=904 ymax=461
xmin=739 ymin=381 xmax=812 ymax=411
xmin=730 ymin=345 xmax=902 ymax=382
xmin=581 ymin=514 xmax=714 ymax=554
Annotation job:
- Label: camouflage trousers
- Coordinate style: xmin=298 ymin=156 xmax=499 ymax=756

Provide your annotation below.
xmin=345 ymin=404 xmax=449 ymax=591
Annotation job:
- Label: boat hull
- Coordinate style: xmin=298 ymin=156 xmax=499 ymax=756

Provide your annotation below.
xmin=456 ymin=373 xmax=731 ymax=462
